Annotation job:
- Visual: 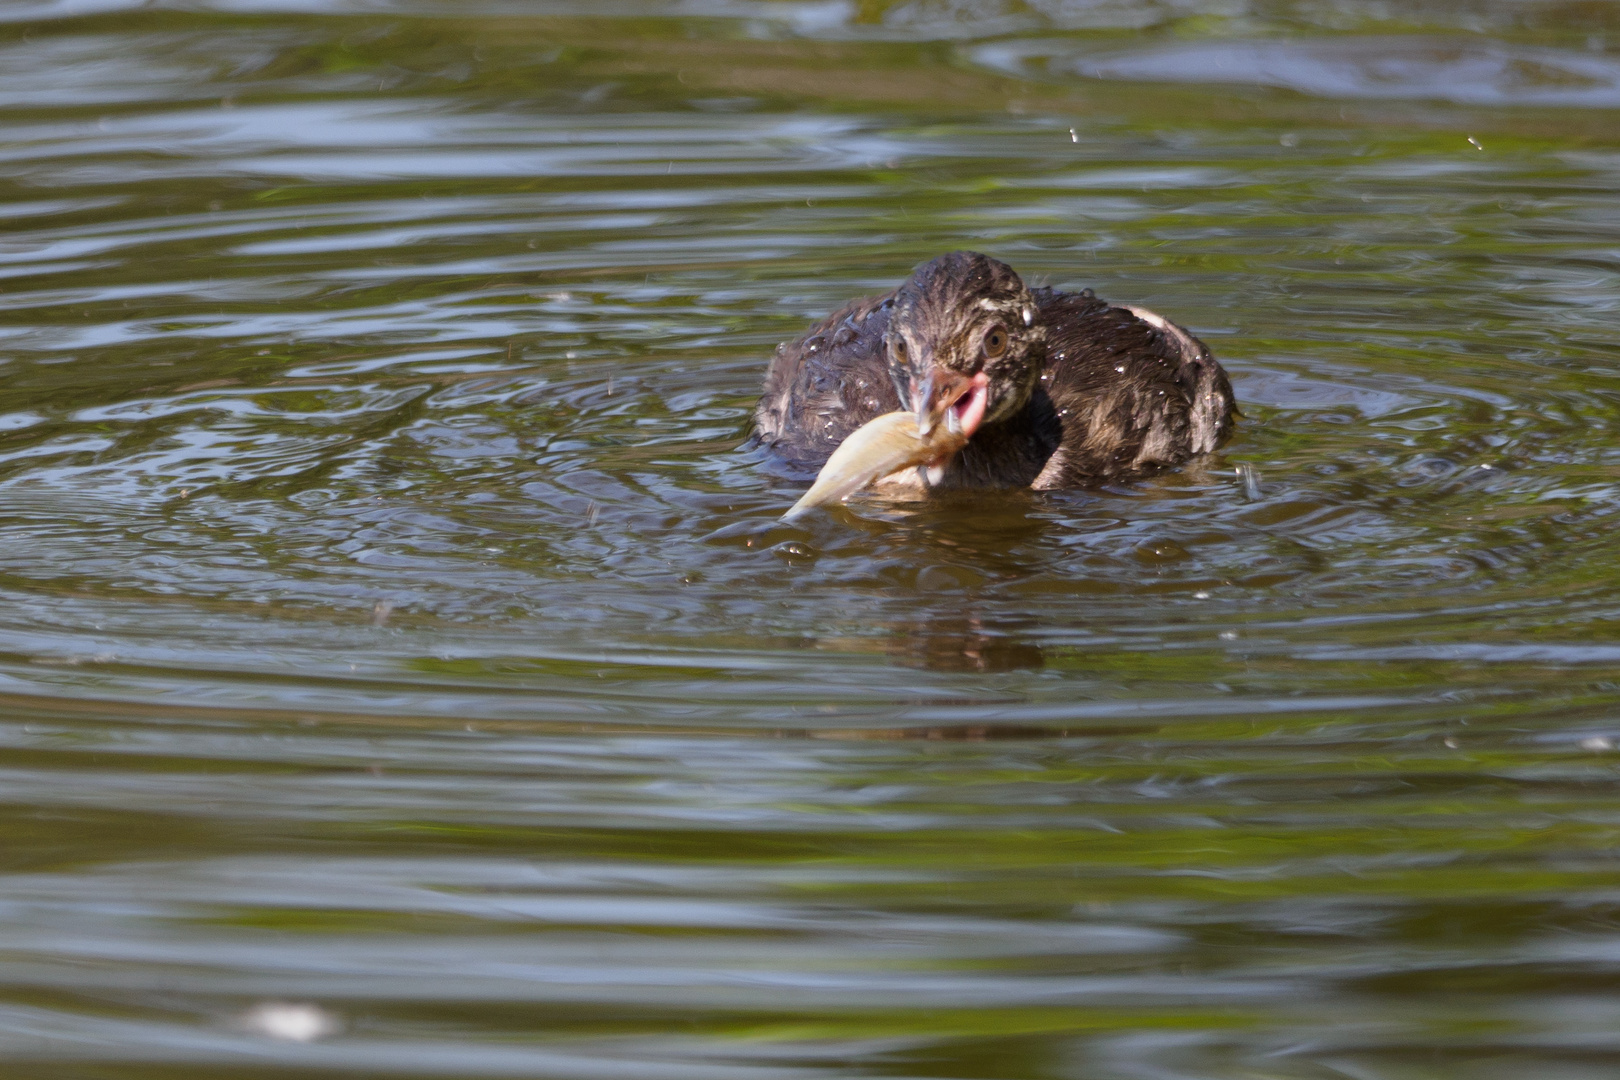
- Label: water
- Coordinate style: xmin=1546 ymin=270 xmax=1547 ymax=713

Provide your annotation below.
xmin=3 ymin=1 xmax=1620 ymax=1077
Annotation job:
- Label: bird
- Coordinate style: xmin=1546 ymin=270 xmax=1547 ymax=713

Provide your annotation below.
xmin=753 ymin=251 xmax=1235 ymax=499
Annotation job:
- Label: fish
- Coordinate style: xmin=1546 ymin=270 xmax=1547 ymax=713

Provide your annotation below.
xmin=781 ymin=410 xmax=969 ymax=521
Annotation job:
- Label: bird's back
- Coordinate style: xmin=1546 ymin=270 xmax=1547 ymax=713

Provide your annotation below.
xmin=753 ymin=293 xmax=901 ymax=477
xmin=1027 ymin=287 xmax=1234 ymax=488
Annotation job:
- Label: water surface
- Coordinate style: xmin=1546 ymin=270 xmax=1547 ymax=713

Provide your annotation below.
xmin=4 ymin=2 xmax=1620 ymax=1077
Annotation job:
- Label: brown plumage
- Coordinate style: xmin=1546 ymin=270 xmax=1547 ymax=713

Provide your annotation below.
xmin=753 ymin=251 xmax=1235 ymax=490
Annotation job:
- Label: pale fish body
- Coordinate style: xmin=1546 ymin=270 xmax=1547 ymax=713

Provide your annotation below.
xmin=781 ymin=410 xmax=968 ymax=521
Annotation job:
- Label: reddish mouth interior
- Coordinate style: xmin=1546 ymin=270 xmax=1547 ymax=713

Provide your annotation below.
xmin=951 ymin=373 xmax=991 ymax=438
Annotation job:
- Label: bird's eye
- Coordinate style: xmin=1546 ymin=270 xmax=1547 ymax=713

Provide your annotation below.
xmin=892 ymin=337 xmax=908 ymax=360
xmin=985 ymin=327 xmax=1008 ymax=357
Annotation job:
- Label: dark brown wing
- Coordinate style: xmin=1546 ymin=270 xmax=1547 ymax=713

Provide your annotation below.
xmin=752 ymin=292 xmax=901 ymax=476
xmin=1030 ymin=288 xmax=1234 ymax=488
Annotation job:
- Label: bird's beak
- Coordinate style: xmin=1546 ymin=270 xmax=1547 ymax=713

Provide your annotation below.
xmin=911 ymin=367 xmax=991 ymax=440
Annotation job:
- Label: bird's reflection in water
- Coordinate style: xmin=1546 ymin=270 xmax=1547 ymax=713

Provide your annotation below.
xmin=859 ymin=487 xmax=1060 ymax=555
xmin=888 ymin=613 xmax=1044 ymax=673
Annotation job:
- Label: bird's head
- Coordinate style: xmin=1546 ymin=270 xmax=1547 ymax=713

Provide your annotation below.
xmin=883 ymin=251 xmax=1046 ymax=440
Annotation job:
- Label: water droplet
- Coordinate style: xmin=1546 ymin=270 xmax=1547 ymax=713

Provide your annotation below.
xmin=1236 ymin=462 xmax=1261 ymax=501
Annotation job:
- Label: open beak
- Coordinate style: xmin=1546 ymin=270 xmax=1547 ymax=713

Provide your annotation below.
xmin=911 ymin=367 xmax=991 ymax=440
